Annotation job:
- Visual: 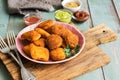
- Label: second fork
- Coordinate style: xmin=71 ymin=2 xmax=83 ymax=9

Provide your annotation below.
xmin=7 ymin=31 xmax=36 ymax=80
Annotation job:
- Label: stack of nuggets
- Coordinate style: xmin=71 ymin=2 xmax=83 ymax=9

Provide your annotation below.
xmin=21 ymin=20 xmax=79 ymax=61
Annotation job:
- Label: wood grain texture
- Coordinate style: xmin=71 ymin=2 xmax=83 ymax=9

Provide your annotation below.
xmin=0 ymin=24 xmax=117 ymax=80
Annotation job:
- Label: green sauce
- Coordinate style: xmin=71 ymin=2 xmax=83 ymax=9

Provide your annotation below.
xmin=55 ymin=10 xmax=72 ymax=23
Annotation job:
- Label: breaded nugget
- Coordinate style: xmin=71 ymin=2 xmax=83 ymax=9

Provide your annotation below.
xmin=33 ymin=38 xmax=45 ymax=47
xmin=50 ymin=23 xmax=66 ymax=36
xmin=37 ymin=20 xmax=54 ymax=30
xmin=61 ymin=28 xmax=79 ymax=48
xmin=46 ymin=34 xmax=63 ymax=49
xmin=23 ymin=44 xmax=31 ymax=57
xmin=21 ymin=30 xmax=41 ymax=42
xmin=64 ymin=33 xmax=79 ymax=48
xmin=30 ymin=44 xmax=49 ymax=61
xmin=50 ymin=48 xmax=66 ymax=61
xmin=35 ymin=28 xmax=50 ymax=38
xmin=61 ymin=28 xmax=73 ymax=38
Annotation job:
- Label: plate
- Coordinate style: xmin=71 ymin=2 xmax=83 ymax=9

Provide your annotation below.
xmin=16 ymin=21 xmax=85 ymax=64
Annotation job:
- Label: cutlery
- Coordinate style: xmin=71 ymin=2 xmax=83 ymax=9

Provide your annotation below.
xmin=7 ymin=31 xmax=36 ymax=80
xmin=0 ymin=35 xmax=20 ymax=65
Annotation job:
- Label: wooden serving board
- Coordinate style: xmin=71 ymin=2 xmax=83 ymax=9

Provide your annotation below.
xmin=0 ymin=24 xmax=118 ymax=80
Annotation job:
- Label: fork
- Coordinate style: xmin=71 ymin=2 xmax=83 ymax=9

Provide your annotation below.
xmin=7 ymin=31 xmax=36 ymax=80
xmin=0 ymin=35 xmax=20 ymax=65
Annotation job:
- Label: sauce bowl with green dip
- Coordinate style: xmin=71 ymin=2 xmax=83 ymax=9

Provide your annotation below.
xmin=54 ymin=9 xmax=72 ymax=23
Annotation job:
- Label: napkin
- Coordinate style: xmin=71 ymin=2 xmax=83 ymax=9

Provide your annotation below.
xmin=7 ymin=0 xmax=62 ymax=15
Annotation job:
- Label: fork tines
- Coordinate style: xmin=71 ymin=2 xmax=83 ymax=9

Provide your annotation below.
xmin=7 ymin=31 xmax=16 ymax=46
xmin=0 ymin=35 xmax=9 ymax=52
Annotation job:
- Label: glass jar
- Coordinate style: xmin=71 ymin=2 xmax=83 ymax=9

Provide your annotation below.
xmin=54 ymin=9 xmax=72 ymax=23
xmin=24 ymin=13 xmax=41 ymax=26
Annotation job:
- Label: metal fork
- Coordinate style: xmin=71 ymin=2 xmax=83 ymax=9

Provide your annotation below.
xmin=7 ymin=31 xmax=36 ymax=80
xmin=0 ymin=35 xmax=20 ymax=65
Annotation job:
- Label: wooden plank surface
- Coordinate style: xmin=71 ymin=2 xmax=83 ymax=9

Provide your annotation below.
xmin=0 ymin=24 xmax=118 ymax=80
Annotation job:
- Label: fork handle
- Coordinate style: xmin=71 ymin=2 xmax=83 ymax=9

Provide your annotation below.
xmin=8 ymin=52 xmax=21 ymax=66
xmin=9 ymin=51 xmax=36 ymax=80
xmin=14 ymin=49 xmax=36 ymax=80
xmin=14 ymin=49 xmax=24 ymax=67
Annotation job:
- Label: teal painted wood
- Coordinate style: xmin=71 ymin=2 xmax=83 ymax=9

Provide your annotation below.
xmin=88 ymin=0 xmax=120 ymax=33
xmin=100 ymin=38 xmax=120 ymax=80
xmin=112 ymin=0 xmax=120 ymax=20
xmin=73 ymin=69 xmax=104 ymax=80
xmin=0 ymin=0 xmax=9 ymax=38
xmin=71 ymin=0 xmax=92 ymax=32
xmin=7 ymin=15 xmax=25 ymax=35
xmin=0 ymin=0 xmax=12 ymax=80
xmin=88 ymin=0 xmax=120 ymax=80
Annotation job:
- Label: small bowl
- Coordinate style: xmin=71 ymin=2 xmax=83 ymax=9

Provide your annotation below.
xmin=62 ymin=0 xmax=82 ymax=12
xmin=73 ymin=11 xmax=89 ymax=22
xmin=24 ymin=13 xmax=41 ymax=26
xmin=54 ymin=9 xmax=72 ymax=23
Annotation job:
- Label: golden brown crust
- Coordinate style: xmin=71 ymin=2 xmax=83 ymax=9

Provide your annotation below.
xmin=46 ymin=34 xmax=63 ymax=50
xmin=64 ymin=33 xmax=79 ymax=48
xmin=33 ymin=38 xmax=45 ymax=47
xmin=61 ymin=28 xmax=79 ymax=48
xmin=21 ymin=20 xmax=79 ymax=61
xmin=50 ymin=23 xmax=66 ymax=36
xmin=37 ymin=20 xmax=54 ymax=30
xmin=35 ymin=28 xmax=50 ymax=38
xmin=21 ymin=30 xmax=41 ymax=42
xmin=30 ymin=44 xmax=49 ymax=61
xmin=50 ymin=48 xmax=66 ymax=61
xmin=23 ymin=44 xmax=31 ymax=57
xmin=61 ymin=28 xmax=73 ymax=38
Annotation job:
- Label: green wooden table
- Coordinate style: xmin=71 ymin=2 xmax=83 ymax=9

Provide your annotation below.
xmin=0 ymin=0 xmax=120 ymax=80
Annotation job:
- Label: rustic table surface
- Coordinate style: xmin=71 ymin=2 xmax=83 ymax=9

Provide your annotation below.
xmin=0 ymin=0 xmax=120 ymax=80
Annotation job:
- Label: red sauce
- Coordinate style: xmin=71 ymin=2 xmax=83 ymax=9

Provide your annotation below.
xmin=25 ymin=16 xmax=40 ymax=26
xmin=73 ymin=11 xmax=89 ymax=22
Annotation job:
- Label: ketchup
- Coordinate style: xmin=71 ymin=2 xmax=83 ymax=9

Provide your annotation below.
xmin=25 ymin=16 xmax=41 ymax=26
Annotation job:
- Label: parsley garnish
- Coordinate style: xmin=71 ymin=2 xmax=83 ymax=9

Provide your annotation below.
xmin=64 ymin=44 xmax=80 ymax=58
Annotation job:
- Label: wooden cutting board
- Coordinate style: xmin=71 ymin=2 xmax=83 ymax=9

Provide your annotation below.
xmin=0 ymin=24 xmax=118 ymax=80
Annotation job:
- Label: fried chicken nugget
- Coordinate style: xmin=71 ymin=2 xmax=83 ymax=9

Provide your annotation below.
xmin=23 ymin=44 xmax=31 ymax=57
xmin=65 ymin=33 xmax=79 ymax=48
xmin=46 ymin=34 xmax=63 ymax=50
xmin=50 ymin=48 xmax=66 ymax=61
xmin=33 ymin=38 xmax=45 ymax=47
xmin=21 ymin=30 xmax=41 ymax=42
xmin=61 ymin=28 xmax=79 ymax=48
xmin=37 ymin=20 xmax=54 ymax=30
xmin=35 ymin=28 xmax=50 ymax=38
xmin=30 ymin=44 xmax=49 ymax=61
xmin=50 ymin=23 xmax=66 ymax=36
xmin=61 ymin=28 xmax=73 ymax=38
